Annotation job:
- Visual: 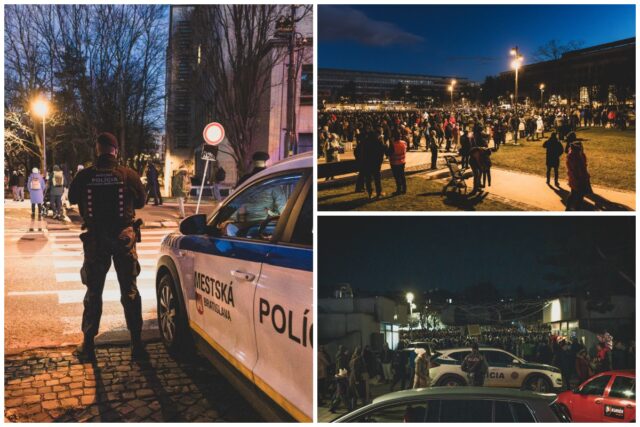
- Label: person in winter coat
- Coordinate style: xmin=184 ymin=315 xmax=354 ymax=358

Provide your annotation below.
xmin=429 ymin=130 xmax=440 ymax=169
xmin=145 ymin=162 xmax=163 ymax=205
xmin=575 ymin=349 xmax=593 ymax=384
xmin=172 ymin=168 xmax=190 ymax=219
xmin=15 ymin=171 xmax=26 ymax=202
xmin=361 ymin=126 xmax=387 ymax=199
xmin=388 ymin=130 xmax=407 ymax=195
xmin=542 ymin=132 xmax=563 ymax=186
xmin=318 ymin=346 xmax=331 ymax=405
xmin=28 ymin=167 xmax=46 ymax=218
xmin=566 ymin=141 xmax=591 ymax=211
xmin=9 ymin=171 xmax=19 ymax=201
xmin=49 ymin=165 xmax=66 ymax=220
xmin=348 ymin=346 xmax=366 ymax=409
xmin=536 ymin=116 xmax=545 ymax=140
xmin=413 ymin=348 xmax=431 ymax=389
xmin=595 ymin=342 xmax=612 ymax=373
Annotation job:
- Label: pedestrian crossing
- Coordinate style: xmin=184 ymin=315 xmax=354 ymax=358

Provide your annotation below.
xmin=7 ymin=227 xmax=178 ymax=335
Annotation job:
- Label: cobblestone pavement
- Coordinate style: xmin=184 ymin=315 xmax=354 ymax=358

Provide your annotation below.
xmin=5 ymin=341 xmax=261 ymax=422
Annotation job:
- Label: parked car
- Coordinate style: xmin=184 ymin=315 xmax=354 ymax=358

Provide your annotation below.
xmin=155 ymin=152 xmax=312 ymax=422
xmin=556 ymin=370 xmax=635 ymax=422
xmin=332 ymin=387 xmax=570 ymax=422
xmin=429 ymin=347 xmax=563 ymax=392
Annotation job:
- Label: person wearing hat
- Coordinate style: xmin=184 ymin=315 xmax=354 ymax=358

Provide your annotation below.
xmin=68 ymin=132 xmax=148 ymax=361
xmin=237 ymin=151 xmax=270 ymax=186
xmin=27 ymin=167 xmax=46 ymax=218
xmin=461 ymin=342 xmax=489 ymax=386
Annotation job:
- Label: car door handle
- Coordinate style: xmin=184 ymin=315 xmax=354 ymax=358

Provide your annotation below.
xmin=231 ymin=270 xmax=255 ymax=282
xmin=594 ymin=399 xmax=603 ymax=404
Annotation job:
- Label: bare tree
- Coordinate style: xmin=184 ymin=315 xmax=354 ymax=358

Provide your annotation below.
xmin=533 ymin=39 xmax=585 ymax=62
xmin=190 ymin=5 xmax=311 ymax=178
xmin=4 ymin=4 xmax=167 ymax=169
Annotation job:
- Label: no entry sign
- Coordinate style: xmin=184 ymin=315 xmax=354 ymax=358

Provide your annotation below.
xmin=203 ymin=122 xmax=225 ymax=145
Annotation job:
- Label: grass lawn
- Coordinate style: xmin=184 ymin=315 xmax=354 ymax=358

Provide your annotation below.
xmin=491 ymin=127 xmax=635 ymax=191
xmin=318 ymin=174 xmax=520 ymax=211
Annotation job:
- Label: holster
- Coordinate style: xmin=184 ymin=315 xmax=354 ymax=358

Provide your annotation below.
xmin=132 ymin=218 xmax=144 ymax=243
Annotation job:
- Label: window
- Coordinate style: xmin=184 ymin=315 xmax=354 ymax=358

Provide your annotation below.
xmin=211 ymin=173 xmax=302 ymax=241
xmin=352 ymin=402 xmax=427 ymax=423
xmin=448 ymin=351 xmax=470 ymax=362
xmin=440 ymin=400 xmax=493 ymax=422
xmin=608 ymin=376 xmax=635 ymax=399
xmin=494 ymin=401 xmax=514 ymax=422
xmin=484 ymin=351 xmax=516 ymax=366
xmin=289 ymin=190 xmax=311 ymax=246
xmin=511 ymin=402 xmax=535 ymax=422
xmin=579 ymin=375 xmax=612 ymax=396
xmin=300 ymin=64 xmax=313 ymax=106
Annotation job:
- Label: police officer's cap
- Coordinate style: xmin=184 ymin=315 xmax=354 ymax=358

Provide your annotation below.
xmin=252 ymin=151 xmax=270 ymax=162
xmin=97 ymin=132 xmax=119 ymax=150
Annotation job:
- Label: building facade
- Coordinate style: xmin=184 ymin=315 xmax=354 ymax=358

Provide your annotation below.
xmin=494 ymin=38 xmax=635 ymax=106
xmin=164 ymin=5 xmax=313 ymax=194
xmin=318 ymin=68 xmax=480 ymax=104
xmin=319 ymin=291 xmax=408 ymax=357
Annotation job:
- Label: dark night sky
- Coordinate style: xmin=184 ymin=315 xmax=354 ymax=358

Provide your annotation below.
xmin=318 ymin=217 xmax=635 ymax=297
xmin=318 ymin=5 xmax=636 ymax=81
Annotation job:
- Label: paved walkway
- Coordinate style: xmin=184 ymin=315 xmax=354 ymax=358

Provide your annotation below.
xmin=447 ymin=167 xmax=635 ymax=211
xmin=4 ymin=342 xmax=260 ymax=422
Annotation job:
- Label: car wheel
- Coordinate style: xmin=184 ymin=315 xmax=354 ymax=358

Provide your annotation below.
xmin=438 ymin=375 xmax=466 ymax=387
xmin=522 ymin=375 xmax=552 ymax=393
xmin=157 ymin=271 xmax=194 ymax=359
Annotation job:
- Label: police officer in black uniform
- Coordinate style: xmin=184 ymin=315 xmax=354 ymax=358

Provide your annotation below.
xmin=69 ymin=132 xmax=147 ymax=361
xmin=236 ymin=151 xmax=270 ymax=186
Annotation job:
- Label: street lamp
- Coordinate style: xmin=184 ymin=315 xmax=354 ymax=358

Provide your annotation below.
xmin=406 ymin=292 xmax=415 ymax=339
xmin=510 ymin=47 xmax=523 ymax=144
xmin=449 ymin=79 xmax=457 ymax=107
xmin=32 ymin=97 xmax=50 ymax=175
xmin=539 ymin=83 xmax=545 ymax=106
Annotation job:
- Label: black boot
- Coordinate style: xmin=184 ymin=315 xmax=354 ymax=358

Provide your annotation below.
xmin=75 ymin=339 xmax=96 ymax=362
xmin=131 ymin=333 xmax=149 ymax=360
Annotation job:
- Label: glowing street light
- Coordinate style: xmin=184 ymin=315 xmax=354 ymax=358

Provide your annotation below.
xmin=449 ymin=79 xmax=457 ymax=107
xmin=539 ymin=83 xmax=545 ymax=106
xmin=510 ymin=46 xmax=524 ymax=145
xmin=31 ymin=97 xmax=50 ymax=175
xmin=406 ymin=292 xmax=415 ymax=340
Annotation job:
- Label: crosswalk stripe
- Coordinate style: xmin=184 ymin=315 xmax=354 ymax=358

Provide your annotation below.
xmin=50 ymin=249 xmax=160 ymax=257
xmin=48 ymin=229 xmax=176 ymax=237
xmin=8 ymin=284 xmax=157 ymax=304
xmin=52 ymin=241 xmax=162 ymax=249
xmin=53 ymin=258 xmax=156 ymax=268
xmin=55 ymin=270 xmax=155 ymax=283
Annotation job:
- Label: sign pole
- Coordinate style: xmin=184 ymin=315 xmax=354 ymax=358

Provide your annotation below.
xmin=195 ymin=159 xmax=210 ymax=215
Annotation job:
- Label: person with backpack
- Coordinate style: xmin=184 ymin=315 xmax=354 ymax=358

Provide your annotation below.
xmin=28 ymin=167 xmax=46 ymax=219
xmin=49 ymin=165 xmax=66 ymax=220
xmin=461 ymin=342 xmax=489 ymax=386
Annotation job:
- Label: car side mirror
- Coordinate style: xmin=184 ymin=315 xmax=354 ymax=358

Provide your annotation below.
xmin=179 ymin=214 xmax=207 ymax=235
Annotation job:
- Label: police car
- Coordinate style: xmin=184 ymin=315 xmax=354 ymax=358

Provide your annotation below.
xmin=155 ymin=152 xmax=312 ymax=422
xmin=429 ymin=347 xmax=563 ymax=392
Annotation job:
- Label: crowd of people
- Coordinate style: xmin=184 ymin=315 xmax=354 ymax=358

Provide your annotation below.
xmin=5 ymin=161 xmax=189 ymax=220
xmin=318 ymin=102 xmax=634 ymax=208
xmin=318 ymin=325 xmax=635 ymax=414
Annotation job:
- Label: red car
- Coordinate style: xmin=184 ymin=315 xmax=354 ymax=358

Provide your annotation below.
xmin=556 ymin=370 xmax=635 ymax=422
